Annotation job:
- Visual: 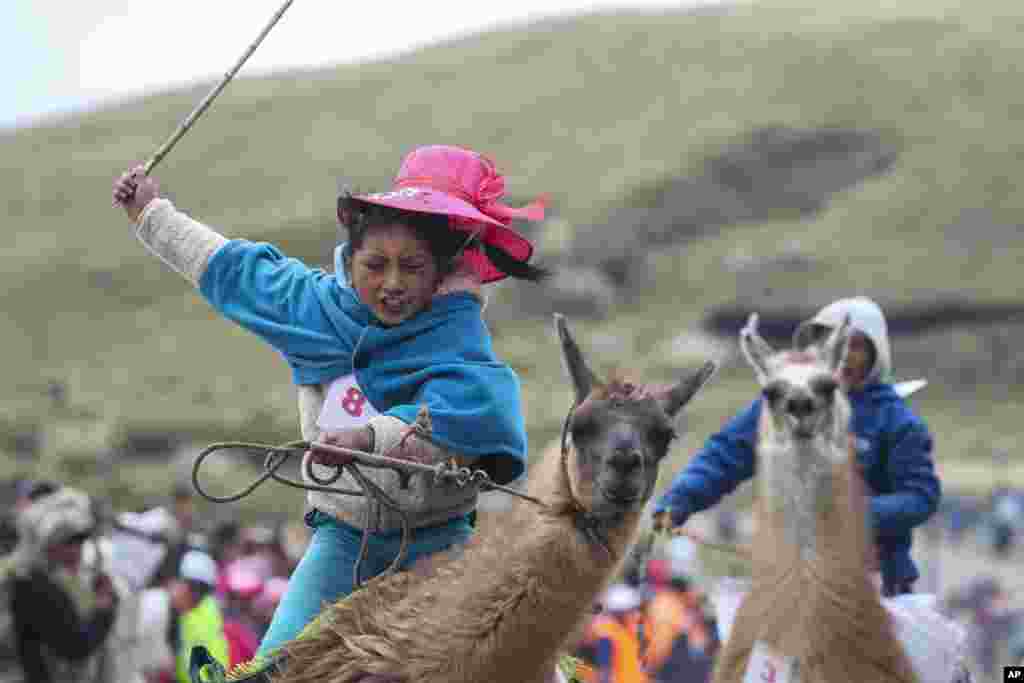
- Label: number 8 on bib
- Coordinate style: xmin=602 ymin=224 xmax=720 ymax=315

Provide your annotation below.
xmin=318 ymin=373 xmax=380 ymax=431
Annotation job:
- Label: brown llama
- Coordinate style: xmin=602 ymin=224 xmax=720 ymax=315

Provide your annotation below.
xmin=264 ymin=313 xmax=717 ymax=683
xmin=713 ymin=313 xmax=919 ymax=683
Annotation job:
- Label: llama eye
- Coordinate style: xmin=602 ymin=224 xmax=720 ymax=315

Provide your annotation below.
xmin=812 ymin=377 xmax=838 ymax=398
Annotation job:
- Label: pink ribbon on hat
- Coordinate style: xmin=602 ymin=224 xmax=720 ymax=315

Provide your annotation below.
xmin=473 ymin=155 xmax=548 ymax=224
xmin=395 ymin=154 xmax=547 ymax=227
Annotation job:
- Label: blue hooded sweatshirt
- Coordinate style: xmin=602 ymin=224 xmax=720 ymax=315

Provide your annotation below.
xmin=655 ymin=297 xmax=940 ymax=586
xmin=197 ymin=239 xmax=527 ymax=484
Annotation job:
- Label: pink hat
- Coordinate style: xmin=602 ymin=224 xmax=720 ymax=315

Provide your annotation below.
xmin=348 ymin=145 xmax=547 ymax=283
xmin=225 ymin=564 xmax=264 ymax=600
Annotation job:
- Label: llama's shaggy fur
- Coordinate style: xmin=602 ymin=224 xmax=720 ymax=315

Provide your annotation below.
xmin=713 ymin=316 xmax=918 ymax=683
xmin=274 ymin=315 xmax=716 ymax=683
xmin=279 ymin=445 xmax=632 ymax=683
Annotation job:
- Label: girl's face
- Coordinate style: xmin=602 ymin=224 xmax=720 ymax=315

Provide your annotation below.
xmin=841 ymin=332 xmax=874 ymax=387
xmin=349 ymin=222 xmax=441 ymax=326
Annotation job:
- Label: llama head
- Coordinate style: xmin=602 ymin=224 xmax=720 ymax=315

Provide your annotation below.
xmin=740 ymin=312 xmax=853 ymax=446
xmin=555 ymin=313 xmax=717 ymax=522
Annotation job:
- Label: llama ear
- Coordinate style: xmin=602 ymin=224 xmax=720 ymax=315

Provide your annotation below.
xmin=823 ymin=314 xmax=853 ymax=375
xmin=739 ymin=313 xmax=774 ymax=384
xmin=554 ymin=313 xmax=603 ymax=404
xmin=660 ymin=360 xmax=718 ymax=418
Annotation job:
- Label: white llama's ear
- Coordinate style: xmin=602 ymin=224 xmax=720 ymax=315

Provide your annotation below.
xmin=739 ymin=313 xmax=774 ymax=383
xmin=554 ymin=313 xmax=603 ymax=404
xmin=823 ymin=314 xmax=853 ymax=375
xmin=660 ymin=360 xmax=718 ymax=418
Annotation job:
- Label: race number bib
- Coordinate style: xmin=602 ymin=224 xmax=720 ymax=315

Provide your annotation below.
xmin=743 ymin=641 xmax=795 ymax=683
xmin=317 ymin=373 xmax=380 ymax=432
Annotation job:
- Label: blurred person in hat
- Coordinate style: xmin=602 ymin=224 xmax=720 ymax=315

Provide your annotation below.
xmin=114 ymin=145 xmax=550 ymax=656
xmin=642 ymin=559 xmax=713 ymax=683
xmin=238 ymin=524 xmax=298 ymax=582
xmin=240 ymin=525 xmax=276 ymax=554
xmin=219 ymin=564 xmax=262 ymax=670
xmin=147 ymin=483 xmax=199 ymax=589
xmin=208 ymin=520 xmax=243 ymax=600
xmin=218 ymin=525 xmax=278 ymax=587
xmin=0 ymin=480 xmax=60 ymax=556
xmin=653 ymin=296 xmax=940 ymax=598
xmin=168 ymin=550 xmax=229 ymax=683
xmin=0 ymin=479 xmax=60 ymax=680
xmin=7 ymin=485 xmax=120 ymax=683
xmin=580 ymin=584 xmax=649 ymax=683
xmin=210 ymin=520 xmax=244 ymax=568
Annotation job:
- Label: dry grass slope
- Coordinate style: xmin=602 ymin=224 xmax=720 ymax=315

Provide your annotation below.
xmin=1 ymin=0 xmax=1022 ymax=510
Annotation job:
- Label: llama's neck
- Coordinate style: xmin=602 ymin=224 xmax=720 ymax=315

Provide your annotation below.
xmin=404 ymin=444 xmax=638 ymax=683
xmin=759 ymin=440 xmax=836 ymax=555
xmin=724 ymin=405 xmax=915 ymax=683
xmin=757 ymin=412 xmax=851 ymax=559
xmin=499 ymin=503 xmax=634 ymax=637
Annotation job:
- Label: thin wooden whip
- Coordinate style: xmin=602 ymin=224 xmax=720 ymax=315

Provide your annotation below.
xmin=142 ymin=0 xmax=296 ymax=175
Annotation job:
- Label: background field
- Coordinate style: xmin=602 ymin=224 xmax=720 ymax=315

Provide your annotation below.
xmin=1 ymin=0 xmax=1021 ymax=523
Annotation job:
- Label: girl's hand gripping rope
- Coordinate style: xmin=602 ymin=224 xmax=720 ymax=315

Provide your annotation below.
xmin=310 ymin=426 xmax=374 ymax=467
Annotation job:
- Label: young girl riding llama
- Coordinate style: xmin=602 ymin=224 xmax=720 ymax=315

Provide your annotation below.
xmin=113 ymin=145 xmax=549 ymax=658
xmin=259 ymin=314 xmax=718 ymax=683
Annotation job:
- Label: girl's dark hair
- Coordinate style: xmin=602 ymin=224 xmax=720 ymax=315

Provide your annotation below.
xmin=338 ymin=193 xmax=549 ymax=282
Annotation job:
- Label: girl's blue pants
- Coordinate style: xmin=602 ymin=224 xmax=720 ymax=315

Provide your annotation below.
xmin=257 ymin=509 xmax=472 ymax=657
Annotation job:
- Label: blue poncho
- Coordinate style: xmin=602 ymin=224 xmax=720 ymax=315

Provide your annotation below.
xmin=198 ymin=240 xmax=527 ymax=483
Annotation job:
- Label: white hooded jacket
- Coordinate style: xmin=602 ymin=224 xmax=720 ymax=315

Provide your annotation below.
xmin=794 ymin=296 xmax=893 ymax=384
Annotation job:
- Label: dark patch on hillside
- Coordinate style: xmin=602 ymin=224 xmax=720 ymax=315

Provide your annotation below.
xmin=703 ymin=298 xmax=1024 ymax=343
xmin=569 ymin=127 xmax=897 ymax=289
xmin=702 ymin=297 xmax=1024 ymax=388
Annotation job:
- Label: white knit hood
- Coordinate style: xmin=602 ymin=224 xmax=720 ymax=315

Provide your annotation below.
xmin=794 ymin=296 xmax=892 ymax=384
xmin=11 ymin=487 xmax=95 ymax=574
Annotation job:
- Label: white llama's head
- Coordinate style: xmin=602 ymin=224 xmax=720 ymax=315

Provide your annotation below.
xmin=740 ymin=312 xmax=853 ymax=445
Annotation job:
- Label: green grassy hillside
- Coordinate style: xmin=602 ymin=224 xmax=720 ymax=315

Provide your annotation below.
xmin=2 ymin=0 xmax=1022 ymax=510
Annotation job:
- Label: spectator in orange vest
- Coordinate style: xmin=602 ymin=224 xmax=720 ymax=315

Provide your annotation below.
xmin=642 ymin=559 xmax=713 ymax=683
xmin=585 ymin=584 xmax=649 ymax=683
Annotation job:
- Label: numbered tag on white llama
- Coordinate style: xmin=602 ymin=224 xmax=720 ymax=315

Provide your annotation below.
xmin=318 ymin=373 xmax=380 ymax=431
xmin=743 ymin=641 xmax=796 ymax=683
xmin=884 ymin=594 xmax=968 ymax=683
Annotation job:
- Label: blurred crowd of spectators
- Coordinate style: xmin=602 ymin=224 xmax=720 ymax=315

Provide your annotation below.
xmin=0 ymin=478 xmax=308 ymax=683
xmin=568 ymin=534 xmax=719 ymax=683
xmin=5 ymin=476 xmax=1023 ymax=683
xmin=1 ymin=475 xmax=723 ymax=683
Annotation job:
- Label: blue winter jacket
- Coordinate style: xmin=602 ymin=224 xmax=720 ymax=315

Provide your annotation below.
xmin=198 ymin=239 xmax=527 ymax=484
xmin=654 ymin=382 xmax=940 ymax=585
